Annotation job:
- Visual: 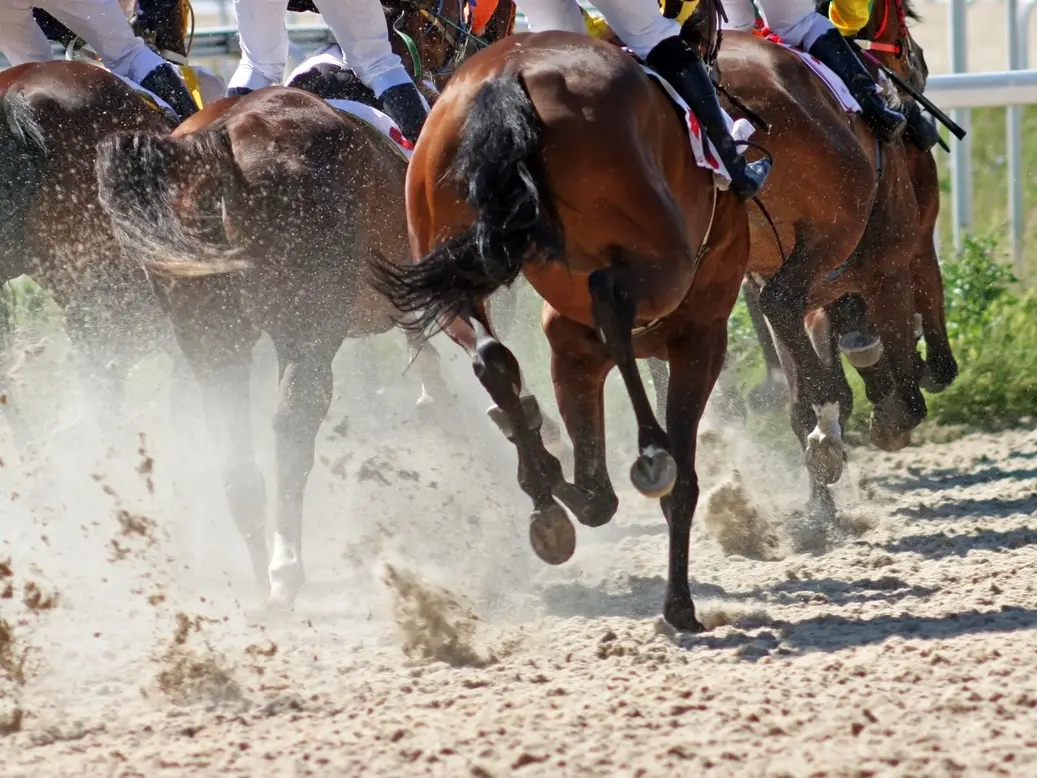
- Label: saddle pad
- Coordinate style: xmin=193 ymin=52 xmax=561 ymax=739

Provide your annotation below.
xmin=639 ymin=64 xmax=756 ymax=192
xmin=286 ymin=44 xmax=436 ymax=162
xmin=753 ymin=27 xmax=862 ymax=114
xmin=325 ymin=98 xmax=415 ymax=161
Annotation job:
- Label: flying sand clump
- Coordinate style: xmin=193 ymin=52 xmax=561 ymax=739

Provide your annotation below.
xmin=0 ymin=559 xmax=60 ymax=735
xmin=381 ymin=562 xmax=495 ymax=668
xmin=701 ymin=472 xmax=785 ymax=561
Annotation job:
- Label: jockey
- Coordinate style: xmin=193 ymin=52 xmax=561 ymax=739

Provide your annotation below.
xmin=827 ymin=0 xmax=940 ymax=151
xmin=226 ymin=0 xmax=428 ymax=143
xmin=720 ymin=0 xmax=907 ymax=142
xmin=517 ymin=0 xmax=770 ymax=200
xmin=0 ymin=0 xmax=199 ymax=122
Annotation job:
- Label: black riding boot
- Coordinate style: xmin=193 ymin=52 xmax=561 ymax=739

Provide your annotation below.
xmin=645 ymin=36 xmax=771 ymax=201
xmin=808 ymin=29 xmax=906 ymax=143
xmin=378 ymin=82 xmax=428 ymax=145
xmin=139 ymin=63 xmax=199 ymax=122
xmin=226 ymin=86 xmax=254 ymax=97
xmin=902 ymin=100 xmax=940 ymax=152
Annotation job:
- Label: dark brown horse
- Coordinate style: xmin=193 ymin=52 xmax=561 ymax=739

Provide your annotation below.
xmin=724 ymin=35 xmax=927 ymax=519
xmin=91 ymin=3 xmax=521 ymax=607
xmin=373 ymin=27 xmax=754 ymax=632
xmin=96 ymin=86 xmax=454 ymax=607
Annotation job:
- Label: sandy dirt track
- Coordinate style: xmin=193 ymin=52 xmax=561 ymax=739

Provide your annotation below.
xmin=1 ymin=335 xmax=1036 ymax=777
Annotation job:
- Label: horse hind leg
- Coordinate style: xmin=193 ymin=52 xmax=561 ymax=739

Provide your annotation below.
xmin=451 ymin=308 xmax=577 ymax=566
xmin=267 ymin=336 xmax=336 ymax=610
xmin=161 ymin=282 xmax=270 ymax=600
xmin=586 ymin=264 xmax=676 ymax=499
xmin=403 ymin=327 xmax=453 ymax=409
xmin=742 ymin=275 xmax=790 ymax=413
xmin=759 ymin=250 xmax=849 ymax=488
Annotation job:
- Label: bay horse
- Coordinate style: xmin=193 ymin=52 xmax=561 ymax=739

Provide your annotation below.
xmin=682 ymin=2 xmax=936 ymax=521
xmin=576 ymin=0 xmax=945 ymax=525
xmin=373 ymin=25 xmax=755 ymax=632
xmin=740 ymin=0 xmax=958 ymax=417
xmin=93 ymin=2 xmax=520 ymax=609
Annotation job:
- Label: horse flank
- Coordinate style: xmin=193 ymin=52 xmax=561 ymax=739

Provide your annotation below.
xmin=370 ymin=71 xmax=564 ymax=337
xmin=95 ymin=129 xmax=251 ymax=278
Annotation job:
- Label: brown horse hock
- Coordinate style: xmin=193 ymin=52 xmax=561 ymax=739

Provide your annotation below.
xmin=96 ymin=87 xmax=437 ymax=609
xmin=0 ymin=61 xmax=183 ymax=438
xmin=373 ymin=31 xmax=751 ymax=632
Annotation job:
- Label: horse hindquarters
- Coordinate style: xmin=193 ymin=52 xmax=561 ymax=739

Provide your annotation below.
xmin=95 ymin=128 xmax=248 ymax=280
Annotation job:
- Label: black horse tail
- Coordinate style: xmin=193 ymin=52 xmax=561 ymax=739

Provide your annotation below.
xmin=371 ymin=71 xmax=564 ymax=337
xmin=95 ymin=129 xmax=250 ymax=278
xmin=0 ymin=91 xmax=48 ymax=260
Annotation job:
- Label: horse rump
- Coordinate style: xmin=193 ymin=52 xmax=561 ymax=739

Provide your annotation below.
xmin=370 ymin=71 xmax=564 ymax=338
xmin=0 ymin=90 xmax=48 ymax=261
xmin=95 ymin=128 xmax=251 ymax=278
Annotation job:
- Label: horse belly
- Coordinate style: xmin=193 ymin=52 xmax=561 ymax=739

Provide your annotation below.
xmin=522 ymin=263 xmax=596 ymax=330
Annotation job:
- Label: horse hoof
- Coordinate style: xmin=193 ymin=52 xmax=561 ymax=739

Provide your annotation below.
xmin=268 ymin=556 xmax=304 ymax=610
xmin=839 ymin=331 xmax=883 ymax=369
xmin=869 ymin=424 xmax=912 ymax=453
xmin=415 ymin=393 xmax=435 ymax=409
xmin=805 ymin=435 xmax=844 ymax=485
xmin=529 ymin=503 xmax=576 ymax=565
xmin=630 ymin=447 xmax=677 ymax=498
xmin=663 ymin=599 xmax=705 ymax=633
xmin=919 ymin=367 xmax=952 ymax=395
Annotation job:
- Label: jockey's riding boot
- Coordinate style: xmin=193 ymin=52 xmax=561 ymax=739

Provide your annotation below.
xmin=902 ymin=100 xmax=941 ymax=152
xmin=378 ymin=82 xmax=428 ymax=144
xmin=807 ymin=30 xmax=906 ymax=143
xmin=226 ymin=87 xmax=254 ymax=97
xmin=140 ymin=63 xmax=199 ymax=122
xmin=645 ymin=37 xmax=771 ymax=201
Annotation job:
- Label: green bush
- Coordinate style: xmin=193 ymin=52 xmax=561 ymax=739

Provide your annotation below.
xmin=923 ymin=236 xmax=1037 ymax=426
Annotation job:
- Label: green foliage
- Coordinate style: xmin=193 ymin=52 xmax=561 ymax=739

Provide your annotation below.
xmin=939 ymin=235 xmax=1018 ymax=346
xmin=922 ymin=236 xmax=1037 ymax=426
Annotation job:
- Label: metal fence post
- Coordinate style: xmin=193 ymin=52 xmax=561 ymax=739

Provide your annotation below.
xmin=949 ymin=0 xmax=972 ymax=251
xmin=1007 ymin=0 xmax=1026 ymax=277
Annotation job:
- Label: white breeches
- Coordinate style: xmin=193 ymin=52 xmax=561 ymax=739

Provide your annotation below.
xmin=517 ymin=0 xmax=681 ymax=58
xmin=0 ymin=0 xmax=164 ymax=82
xmin=721 ymin=0 xmax=834 ymax=50
xmin=228 ymin=0 xmax=413 ymax=97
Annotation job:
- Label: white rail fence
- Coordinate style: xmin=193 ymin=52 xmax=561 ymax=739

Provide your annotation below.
xmin=2 ymin=0 xmax=1036 ymax=272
